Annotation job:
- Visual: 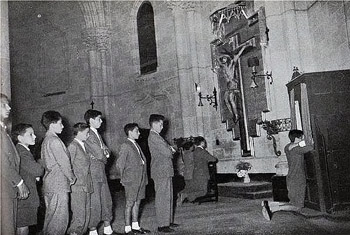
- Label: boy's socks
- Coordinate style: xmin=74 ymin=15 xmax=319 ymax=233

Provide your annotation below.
xmin=104 ymin=225 xmax=113 ymax=234
xmin=132 ymin=221 xmax=140 ymax=230
xmin=125 ymin=225 xmax=132 ymax=233
xmin=89 ymin=230 xmax=98 ymax=235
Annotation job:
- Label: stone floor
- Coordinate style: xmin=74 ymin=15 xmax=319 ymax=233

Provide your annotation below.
xmin=109 ymin=190 xmax=350 ymax=235
xmin=32 ymin=179 xmax=350 ymax=235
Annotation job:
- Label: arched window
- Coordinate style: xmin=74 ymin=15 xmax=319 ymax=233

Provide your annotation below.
xmin=137 ymin=2 xmax=158 ymax=74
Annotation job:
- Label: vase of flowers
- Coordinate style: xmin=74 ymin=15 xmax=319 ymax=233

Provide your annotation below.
xmin=236 ymin=161 xmax=252 ymax=183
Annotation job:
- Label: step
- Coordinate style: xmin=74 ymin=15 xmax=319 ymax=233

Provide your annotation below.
xmin=218 ymin=181 xmax=273 ymax=199
xmin=218 ymin=181 xmax=272 ymax=193
xmin=222 ymin=190 xmax=273 ymax=199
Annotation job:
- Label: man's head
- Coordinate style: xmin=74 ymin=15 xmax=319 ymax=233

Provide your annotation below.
xmin=149 ymin=114 xmax=165 ymax=134
xmin=182 ymin=141 xmax=194 ymax=151
xmin=41 ymin=110 xmax=63 ymax=133
xmin=73 ymin=122 xmax=90 ymax=142
xmin=124 ymin=123 xmax=140 ymax=140
xmin=12 ymin=123 xmax=36 ymax=146
xmin=84 ymin=109 xmax=103 ymax=129
xmin=0 ymin=93 xmax=11 ymax=122
xmin=288 ymin=129 xmax=304 ymax=143
xmin=194 ymin=136 xmax=207 ymax=149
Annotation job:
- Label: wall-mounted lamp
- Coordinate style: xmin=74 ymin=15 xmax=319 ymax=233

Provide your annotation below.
xmin=195 ymin=83 xmax=218 ymax=110
xmin=247 ymin=56 xmax=273 ymax=88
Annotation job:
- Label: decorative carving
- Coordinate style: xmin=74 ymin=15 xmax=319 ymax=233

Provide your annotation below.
xmin=209 ymin=2 xmax=246 ymax=41
xmin=95 ymin=28 xmax=111 ymax=51
xmin=82 ymin=27 xmax=111 ymax=51
xmin=166 ymin=0 xmax=198 ymax=11
xmin=82 ymin=29 xmax=97 ymax=51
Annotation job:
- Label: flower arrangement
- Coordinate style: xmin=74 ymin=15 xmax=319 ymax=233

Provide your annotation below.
xmin=235 ymin=161 xmax=252 ymax=172
xmin=236 ymin=161 xmax=252 ymax=183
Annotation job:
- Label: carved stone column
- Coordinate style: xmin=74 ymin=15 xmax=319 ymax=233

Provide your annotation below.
xmin=167 ymin=1 xmax=205 ymax=137
xmin=82 ymin=26 xmax=111 ymax=120
xmin=0 ymin=1 xmax=10 ymax=97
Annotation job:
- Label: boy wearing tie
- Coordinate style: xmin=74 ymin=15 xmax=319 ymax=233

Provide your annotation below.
xmin=67 ymin=123 xmax=93 ymax=235
xmin=84 ymin=109 xmax=115 ymax=235
xmin=116 ymin=123 xmax=149 ymax=234
xmin=41 ymin=110 xmax=76 ymax=235
xmin=0 ymin=93 xmax=29 ymax=234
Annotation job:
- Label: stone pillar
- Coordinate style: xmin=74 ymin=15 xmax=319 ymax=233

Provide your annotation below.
xmin=82 ymin=27 xmax=112 ymax=112
xmin=82 ymin=27 xmax=112 ymax=141
xmin=0 ymin=1 xmax=10 ymax=97
xmin=167 ymin=2 xmax=205 ymax=137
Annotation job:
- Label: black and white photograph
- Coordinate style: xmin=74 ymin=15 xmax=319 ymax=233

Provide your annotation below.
xmin=1 ymin=0 xmax=350 ymax=234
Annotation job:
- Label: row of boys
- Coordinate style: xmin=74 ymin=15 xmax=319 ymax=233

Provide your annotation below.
xmin=1 ymin=93 xmax=179 ymax=235
xmin=1 ymin=93 xmax=149 ymax=235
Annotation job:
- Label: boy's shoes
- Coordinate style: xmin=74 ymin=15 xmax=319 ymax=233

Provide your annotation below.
xmin=124 ymin=232 xmax=135 ymax=235
xmin=261 ymin=200 xmax=273 ymax=221
xmin=157 ymin=226 xmax=174 ymax=233
xmin=132 ymin=228 xmax=150 ymax=234
xmin=170 ymin=223 xmax=180 ymax=228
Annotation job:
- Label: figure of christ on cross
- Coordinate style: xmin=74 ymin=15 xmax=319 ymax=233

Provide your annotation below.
xmin=217 ymin=38 xmax=255 ymax=124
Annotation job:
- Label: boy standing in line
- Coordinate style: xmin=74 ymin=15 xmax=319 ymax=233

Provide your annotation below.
xmin=0 ymin=93 xmax=30 ymax=235
xmin=12 ymin=123 xmax=44 ymax=235
xmin=116 ymin=123 xmax=150 ymax=234
xmin=67 ymin=123 xmax=93 ymax=235
xmin=41 ymin=110 xmax=76 ymax=235
xmin=148 ymin=114 xmax=179 ymax=233
xmin=84 ymin=109 xmax=115 ymax=235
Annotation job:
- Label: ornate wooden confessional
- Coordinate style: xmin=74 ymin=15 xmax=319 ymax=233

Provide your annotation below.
xmin=286 ymin=69 xmax=350 ymax=213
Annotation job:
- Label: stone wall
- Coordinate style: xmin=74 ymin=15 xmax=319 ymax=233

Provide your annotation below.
xmin=7 ymin=0 xmax=350 ymax=174
xmin=308 ymin=0 xmax=350 ymax=71
xmin=0 ymin=1 xmax=10 ymax=97
xmin=9 ymin=1 xmax=90 ymax=142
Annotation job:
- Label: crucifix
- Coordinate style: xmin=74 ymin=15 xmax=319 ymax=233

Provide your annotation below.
xmin=216 ymin=35 xmax=256 ymax=156
xmin=90 ymin=100 xmax=94 ymax=110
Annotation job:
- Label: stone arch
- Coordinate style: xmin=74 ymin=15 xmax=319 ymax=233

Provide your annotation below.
xmin=79 ymin=1 xmax=111 ymax=28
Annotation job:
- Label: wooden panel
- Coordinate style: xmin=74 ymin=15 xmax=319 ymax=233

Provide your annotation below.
xmin=287 ymin=69 xmax=350 ymax=213
xmin=304 ymin=151 xmax=320 ymax=210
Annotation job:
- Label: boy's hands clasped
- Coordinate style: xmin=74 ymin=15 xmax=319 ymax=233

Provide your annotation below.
xmin=17 ymin=183 xmax=30 ymax=200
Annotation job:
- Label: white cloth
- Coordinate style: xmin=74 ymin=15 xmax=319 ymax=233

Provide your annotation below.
xmin=74 ymin=138 xmax=86 ymax=152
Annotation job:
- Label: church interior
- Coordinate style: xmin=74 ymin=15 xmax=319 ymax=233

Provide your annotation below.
xmin=1 ymin=0 xmax=350 ymax=216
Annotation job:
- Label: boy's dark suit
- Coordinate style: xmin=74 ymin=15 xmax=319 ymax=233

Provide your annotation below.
xmin=148 ymin=130 xmax=174 ymax=228
xmin=67 ymin=139 xmax=93 ymax=235
xmin=16 ymin=144 xmax=44 ymax=227
xmin=1 ymin=125 xmax=22 ymax=234
xmin=116 ymin=139 xmax=148 ymax=202
xmin=41 ymin=131 xmax=76 ymax=235
xmin=185 ymin=147 xmax=217 ymax=201
xmin=85 ymin=129 xmax=113 ymax=228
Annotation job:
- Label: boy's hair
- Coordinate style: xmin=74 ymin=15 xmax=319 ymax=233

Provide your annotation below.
xmin=0 ymin=93 xmax=9 ymax=102
xmin=149 ymin=114 xmax=165 ymax=126
xmin=84 ymin=109 xmax=102 ymax=124
xmin=124 ymin=123 xmax=139 ymax=136
xmin=41 ymin=111 xmax=62 ymax=130
xmin=72 ymin=122 xmax=90 ymax=136
xmin=182 ymin=141 xmax=194 ymax=150
xmin=12 ymin=123 xmax=33 ymax=143
xmin=194 ymin=136 xmax=206 ymax=146
xmin=288 ymin=129 xmax=304 ymax=142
